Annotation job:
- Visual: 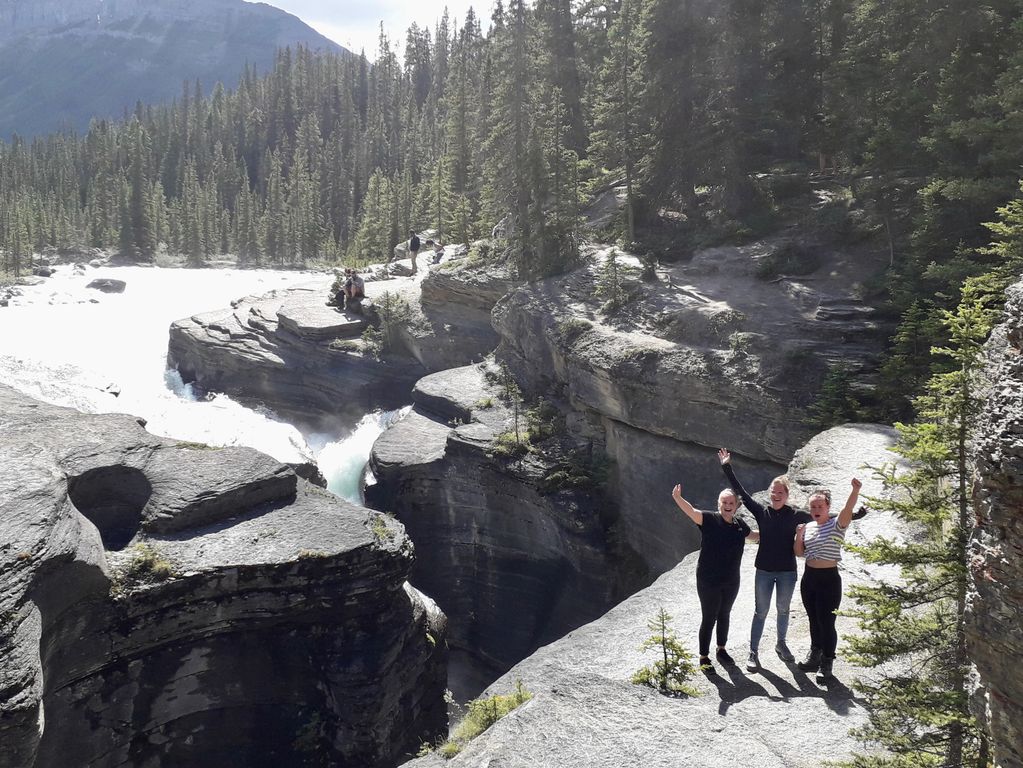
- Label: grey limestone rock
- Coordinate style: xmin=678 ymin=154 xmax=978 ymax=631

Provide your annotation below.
xmin=404 ymin=424 xmax=904 ymax=768
xmin=167 ymin=279 xmax=426 ymax=430
xmin=0 ymin=384 xmax=446 ymax=768
xmin=367 ymin=364 xmax=628 ymax=700
xmin=967 ymin=280 xmax=1023 ymax=768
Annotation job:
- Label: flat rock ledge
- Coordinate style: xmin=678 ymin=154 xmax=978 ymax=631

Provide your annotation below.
xmin=0 ymin=385 xmax=446 ymax=768
xmin=406 ymin=423 xmax=907 ymax=768
xmin=167 ymin=278 xmax=425 ymax=430
xmin=167 ymin=258 xmax=519 ymax=430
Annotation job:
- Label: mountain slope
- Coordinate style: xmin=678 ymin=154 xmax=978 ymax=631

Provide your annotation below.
xmin=0 ymin=0 xmax=345 ymax=138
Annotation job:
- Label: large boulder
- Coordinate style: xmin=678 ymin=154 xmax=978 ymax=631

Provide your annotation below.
xmin=405 ymin=423 xmax=905 ymax=768
xmin=0 ymin=385 xmax=446 ymax=768
xmin=967 ymin=280 xmax=1023 ymax=768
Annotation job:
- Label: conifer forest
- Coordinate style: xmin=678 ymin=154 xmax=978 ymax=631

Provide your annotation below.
xmin=2 ymin=0 xmax=1023 ymax=414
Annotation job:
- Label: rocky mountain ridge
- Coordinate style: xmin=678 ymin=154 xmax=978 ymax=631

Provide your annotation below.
xmin=0 ymin=0 xmax=344 ymax=138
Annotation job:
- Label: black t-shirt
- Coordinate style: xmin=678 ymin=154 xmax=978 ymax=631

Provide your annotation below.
xmin=696 ymin=512 xmax=751 ymax=583
xmin=722 ymin=464 xmax=811 ymax=572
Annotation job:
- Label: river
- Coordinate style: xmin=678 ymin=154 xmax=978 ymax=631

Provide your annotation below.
xmin=0 ymin=264 xmax=402 ymax=503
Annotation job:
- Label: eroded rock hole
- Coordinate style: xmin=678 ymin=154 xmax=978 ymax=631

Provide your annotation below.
xmin=68 ymin=466 xmax=151 ymax=550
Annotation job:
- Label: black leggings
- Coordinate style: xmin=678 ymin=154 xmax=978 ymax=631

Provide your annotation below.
xmin=696 ymin=577 xmax=740 ymax=656
xmin=800 ymin=566 xmax=842 ymax=657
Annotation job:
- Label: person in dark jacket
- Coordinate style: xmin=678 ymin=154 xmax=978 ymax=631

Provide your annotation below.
xmin=672 ymin=482 xmax=759 ymax=669
xmin=719 ymin=448 xmax=811 ymax=671
xmin=408 ymin=230 xmax=421 ymax=275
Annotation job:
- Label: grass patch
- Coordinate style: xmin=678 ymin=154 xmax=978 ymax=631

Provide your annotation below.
xmin=490 ymin=430 xmax=528 ymax=459
xmin=370 ymin=514 xmax=397 ymax=543
xmin=555 ymin=317 xmax=592 ymax=342
xmin=111 ymin=542 xmax=175 ymax=597
xmin=329 ymin=338 xmax=361 ymax=352
xmin=473 ymin=397 xmax=494 ymax=410
xmin=174 ymin=440 xmax=213 ymax=450
xmin=436 ymin=682 xmax=533 ymax=758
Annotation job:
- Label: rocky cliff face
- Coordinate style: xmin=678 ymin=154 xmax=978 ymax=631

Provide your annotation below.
xmin=168 ymin=278 xmax=427 ymax=431
xmin=405 ymin=424 xmax=905 ymax=768
xmin=967 ymin=281 xmax=1023 ymax=768
xmin=492 ymin=240 xmax=888 ymax=572
xmin=366 ymin=364 xmax=628 ymax=700
xmin=0 ymin=384 xmax=446 ymax=768
xmin=0 ymin=0 xmax=344 ymax=138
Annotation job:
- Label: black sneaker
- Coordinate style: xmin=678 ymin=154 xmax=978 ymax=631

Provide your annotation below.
xmin=716 ymin=648 xmax=735 ymax=665
xmin=746 ymin=650 xmax=760 ymax=672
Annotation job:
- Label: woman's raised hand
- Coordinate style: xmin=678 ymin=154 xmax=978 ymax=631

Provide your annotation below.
xmin=718 ymin=448 xmax=731 ymax=465
xmin=672 ymin=484 xmax=683 ymax=501
xmin=851 ymin=477 xmax=862 ymax=491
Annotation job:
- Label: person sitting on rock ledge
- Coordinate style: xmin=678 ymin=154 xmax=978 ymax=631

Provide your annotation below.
xmin=344 ymin=269 xmax=365 ymax=313
xmin=672 ymin=482 xmax=759 ymax=670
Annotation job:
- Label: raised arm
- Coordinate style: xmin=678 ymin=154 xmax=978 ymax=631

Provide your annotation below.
xmin=837 ymin=478 xmax=862 ymax=529
xmin=672 ymin=484 xmax=703 ymax=526
xmin=718 ymin=448 xmax=765 ymax=520
xmin=794 ymin=523 xmax=806 ymax=557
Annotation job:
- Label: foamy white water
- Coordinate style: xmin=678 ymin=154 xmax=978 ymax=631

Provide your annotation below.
xmin=309 ymin=406 xmax=412 ymax=503
xmin=0 ymin=265 xmax=316 ymax=464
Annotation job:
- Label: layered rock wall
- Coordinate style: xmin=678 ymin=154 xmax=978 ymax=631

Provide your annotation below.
xmin=405 ymin=424 xmax=904 ymax=768
xmin=967 ymin=282 xmax=1023 ymax=768
xmin=0 ymin=385 xmax=445 ymax=768
xmin=367 ymin=366 xmax=627 ymax=698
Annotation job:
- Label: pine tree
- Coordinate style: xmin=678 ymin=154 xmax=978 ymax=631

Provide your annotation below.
xmin=843 ymin=277 xmax=999 ymax=768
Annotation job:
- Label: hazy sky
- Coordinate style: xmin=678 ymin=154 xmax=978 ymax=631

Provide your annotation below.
xmin=258 ymin=1 xmax=486 ymax=57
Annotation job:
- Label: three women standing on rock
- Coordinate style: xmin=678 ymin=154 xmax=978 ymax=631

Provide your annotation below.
xmin=671 ymin=483 xmax=758 ymax=668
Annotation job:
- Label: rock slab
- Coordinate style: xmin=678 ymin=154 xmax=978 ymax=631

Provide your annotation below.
xmin=0 ymin=385 xmax=446 ymax=768
xmin=405 ymin=424 xmax=905 ymax=768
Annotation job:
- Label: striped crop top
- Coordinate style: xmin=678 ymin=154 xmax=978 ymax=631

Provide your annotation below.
xmin=802 ymin=517 xmax=847 ymax=562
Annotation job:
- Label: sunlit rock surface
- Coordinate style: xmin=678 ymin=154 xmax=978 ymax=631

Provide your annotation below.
xmin=405 ymin=424 xmax=904 ymax=768
xmin=0 ymin=385 xmax=445 ymax=768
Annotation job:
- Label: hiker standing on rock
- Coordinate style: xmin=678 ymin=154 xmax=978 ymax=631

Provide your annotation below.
xmin=794 ymin=478 xmax=861 ymax=683
xmin=718 ymin=448 xmax=811 ymax=671
xmin=672 ymin=483 xmax=759 ymax=670
xmin=408 ymin=229 xmax=421 ymax=275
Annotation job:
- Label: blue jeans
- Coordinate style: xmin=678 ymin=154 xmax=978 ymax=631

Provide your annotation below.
xmin=751 ymin=569 xmax=798 ymax=651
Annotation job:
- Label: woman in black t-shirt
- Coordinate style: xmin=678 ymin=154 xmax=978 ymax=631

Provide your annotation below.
xmin=672 ymin=483 xmax=759 ymax=669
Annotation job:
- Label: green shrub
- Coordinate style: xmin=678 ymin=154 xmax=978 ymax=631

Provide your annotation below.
xmin=490 ymin=430 xmax=528 ymax=459
xmin=329 ymin=338 xmax=361 ymax=352
xmin=473 ymin=397 xmax=494 ymax=410
xmin=438 ymin=681 xmax=533 ymax=758
xmin=555 ymin=317 xmax=592 ymax=342
xmin=755 ymin=242 xmax=822 ymax=280
xmin=370 ymin=514 xmax=397 ymax=543
xmin=111 ymin=543 xmax=175 ymax=596
xmin=632 ymin=608 xmax=700 ymax=696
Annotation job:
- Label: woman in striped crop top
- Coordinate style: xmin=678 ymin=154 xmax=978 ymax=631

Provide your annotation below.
xmin=793 ymin=477 xmax=862 ymax=682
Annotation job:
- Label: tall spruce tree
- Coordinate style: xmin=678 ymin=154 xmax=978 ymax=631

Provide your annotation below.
xmin=844 ymin=277 xmax=999 ymax=768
